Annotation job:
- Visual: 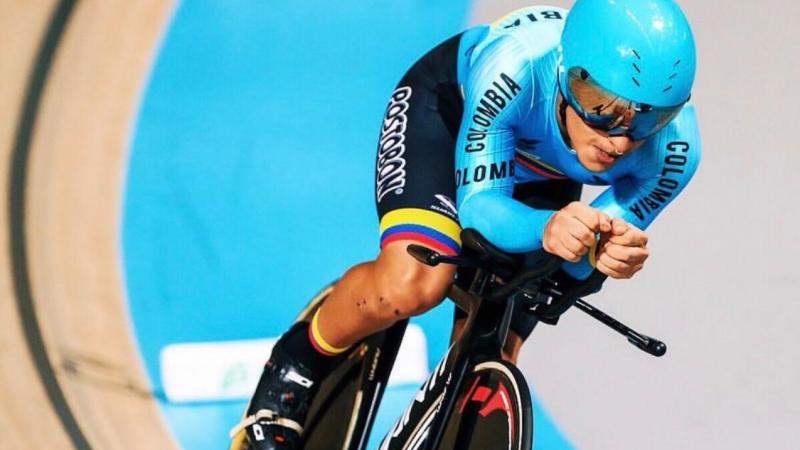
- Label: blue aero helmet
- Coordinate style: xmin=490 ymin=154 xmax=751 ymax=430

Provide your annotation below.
xmin=558 ymin=0 xmax=697 ymax=140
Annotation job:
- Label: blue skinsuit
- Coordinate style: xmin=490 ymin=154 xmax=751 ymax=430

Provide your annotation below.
xmin=454 ymin=6 xmax=701 ymax=279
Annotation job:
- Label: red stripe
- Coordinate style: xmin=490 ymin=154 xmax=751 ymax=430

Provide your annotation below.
xmin=459 ymin=375 xmax=482 ymax=414
xmin=307 ymin=323 xmax=337 ymax=357
xmin=515 ymin=156 xmax=567 ymax=180
xmin=381 ymin=232 xmax=458 ymax=256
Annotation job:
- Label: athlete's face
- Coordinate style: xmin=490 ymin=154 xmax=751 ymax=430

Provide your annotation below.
xmin=564 ymin=104 xmax=643 ymax=172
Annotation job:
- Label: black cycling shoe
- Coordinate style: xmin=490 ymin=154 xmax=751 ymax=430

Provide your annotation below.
xmin=229 ymin=346 xmax=320 ymax=450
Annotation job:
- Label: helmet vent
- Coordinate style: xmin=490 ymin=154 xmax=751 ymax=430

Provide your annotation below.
xmin=662 ymin=86 xmax=673 ymax=93
xmin=632 ymin=77 xmax=641 ymax=87
xmin=632 ymin=49 xmax=641 ymax=59
xmin=669 ymin=73 xmax=677 ymax=79
xmin=632 ymin=63 xmax=641 ymax=73
xmin=674 ymin=59 xmax=681 ymax=66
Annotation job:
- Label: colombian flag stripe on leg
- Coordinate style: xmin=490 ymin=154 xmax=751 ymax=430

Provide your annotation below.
xmin=379 ymin=208 xmax=461 ymax=255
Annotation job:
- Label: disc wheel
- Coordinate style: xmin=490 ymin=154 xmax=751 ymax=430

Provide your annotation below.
xmin=436 ymin=359 xmax=533 ymax=450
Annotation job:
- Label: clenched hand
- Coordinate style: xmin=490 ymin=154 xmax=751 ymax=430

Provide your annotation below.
xmin=595 ymin=218 xmax=649 ymax=279
xmin=543 ymin=202 xmax=611 ymax=262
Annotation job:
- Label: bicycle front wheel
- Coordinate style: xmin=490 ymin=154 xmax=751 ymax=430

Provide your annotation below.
xmin=437 ymin=359 xmax=533 ymax=450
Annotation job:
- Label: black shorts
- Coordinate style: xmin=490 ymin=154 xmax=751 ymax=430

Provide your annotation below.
xmin=372 ymin=33 xmax=582 ymax=339
xmin=374 ymin=33 xmax=465 ymax=256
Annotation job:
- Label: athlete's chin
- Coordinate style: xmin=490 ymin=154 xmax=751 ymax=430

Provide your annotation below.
xmin=576 ymin=148 xmax=615 ymax=172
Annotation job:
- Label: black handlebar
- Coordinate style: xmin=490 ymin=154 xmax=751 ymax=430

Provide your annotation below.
xmin=407 ymin=245 xmax=481 ymax=268
xmin=573 ymin=300 xmax=667 ymax=357
xmin=408 ymin=228 xmax=668 ymax=358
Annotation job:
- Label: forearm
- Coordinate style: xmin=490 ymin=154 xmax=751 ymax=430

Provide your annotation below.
xmin=459 ymin=190 xmax=555 ymax=253
xmin=461 ymin=191 xmax=602 ymax=280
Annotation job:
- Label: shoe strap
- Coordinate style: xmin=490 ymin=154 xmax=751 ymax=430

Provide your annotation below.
xmin=229 ymin=409 xmax=304 ymax=438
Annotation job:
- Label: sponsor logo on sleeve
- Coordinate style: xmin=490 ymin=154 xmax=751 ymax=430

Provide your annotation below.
xmin=464 ymin=73 xmax=522 ymax=153
xmin=455 ymin=160 xmax=516 ymax=187
xmin=376 ymin=87 xmax=412 ymax=203
xmin=431 ymin=194 xmax=458 ymax=219
xmin=499 ymin=9 xmax=564 ymax=29
xmin=628 ymin=141 xmax=691 ymax=220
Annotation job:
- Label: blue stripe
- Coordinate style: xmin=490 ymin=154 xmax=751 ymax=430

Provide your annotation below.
xmin=382 ymin=224 xmax=461 ymax=252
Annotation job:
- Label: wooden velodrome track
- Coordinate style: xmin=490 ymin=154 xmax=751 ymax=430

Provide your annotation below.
xmin=0 ymin=1 xmax=178 ymax=448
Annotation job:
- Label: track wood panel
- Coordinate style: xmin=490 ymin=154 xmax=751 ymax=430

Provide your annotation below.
xmin=0 ymin=2 xmax=77 ymax=449
xmin=2 ymin=1 xmax=179 ymax=449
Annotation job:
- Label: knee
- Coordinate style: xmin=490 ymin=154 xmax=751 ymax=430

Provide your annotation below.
xmin=365 ymin=261 xmax=453 ymax=321
xmin=391 ymin=269 xmax=452 ymax=316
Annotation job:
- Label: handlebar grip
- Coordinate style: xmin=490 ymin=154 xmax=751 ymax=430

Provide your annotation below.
xmin=407 ymin=244 xmax=440 ymax=266
xmin=627 ymin=334 xmax=667 ymax=357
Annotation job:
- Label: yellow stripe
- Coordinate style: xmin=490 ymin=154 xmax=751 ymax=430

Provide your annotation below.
xmin=294 ymin=284 xmax=334 ymax=322
xmin=310 ymin=309 xmax=349 ymax=355
xmin=588 ymin=237 xmax=599 ymax=268
xmin=379 ymin=208 xmax=462 ymax=245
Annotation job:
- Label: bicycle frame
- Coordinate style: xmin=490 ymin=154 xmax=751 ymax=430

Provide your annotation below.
xmin=296 ymin=229 xmax=667 ymax=450
xmin=301 ymin=310 xmax=408 ymax=450
xmin=377 ymin=251 xmax=542 ymax=450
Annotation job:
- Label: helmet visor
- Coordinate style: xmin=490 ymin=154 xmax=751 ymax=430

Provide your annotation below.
xmin=560 ymin=67 xmax=688 ymax=141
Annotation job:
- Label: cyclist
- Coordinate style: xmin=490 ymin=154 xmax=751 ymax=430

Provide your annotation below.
xmin=233 ymin=0 xmax=700 ymax=448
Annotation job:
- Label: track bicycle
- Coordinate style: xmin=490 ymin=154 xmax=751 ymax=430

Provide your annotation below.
xmin=231 ymin=228 xmax=665 ymax=450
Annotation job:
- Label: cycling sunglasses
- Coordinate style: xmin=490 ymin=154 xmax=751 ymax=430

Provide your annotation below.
xmin=558 ymin=67 xmax=690 ymax=141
